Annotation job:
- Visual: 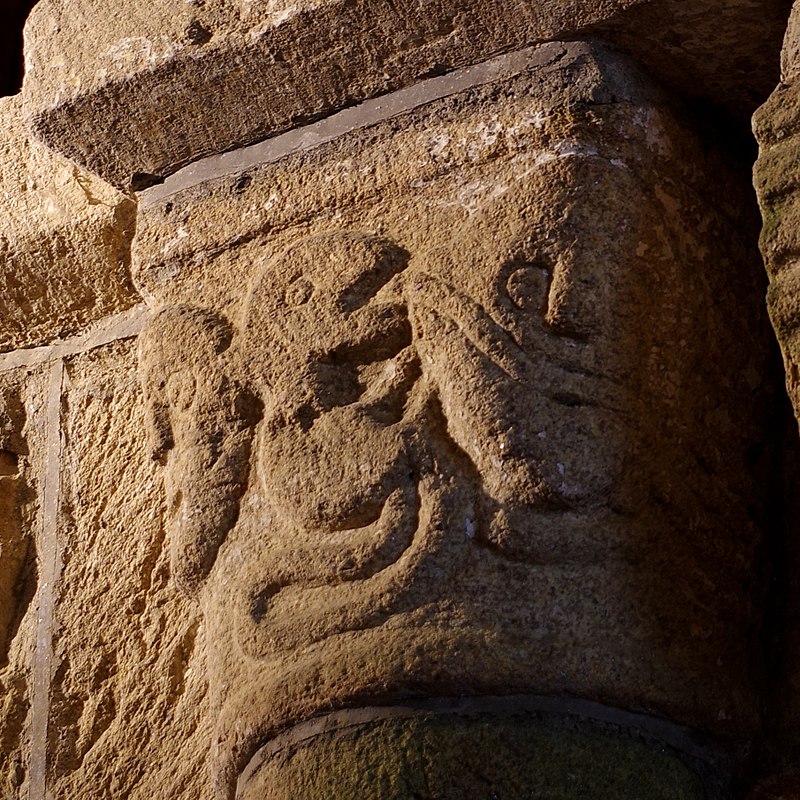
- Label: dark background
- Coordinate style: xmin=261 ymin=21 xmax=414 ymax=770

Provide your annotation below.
xmin=2 ymin=0 xmax=39 ymax=96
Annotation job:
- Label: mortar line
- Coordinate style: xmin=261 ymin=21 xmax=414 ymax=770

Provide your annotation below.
xmin=142 ymin=42 xmax=566 ymax=206
xmin=28 ymin=359 xmax=64 ymax=800
xmin=0 ymin=304 xmax=151 ymax=374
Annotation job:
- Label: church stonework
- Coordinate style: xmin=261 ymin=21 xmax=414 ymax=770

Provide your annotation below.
xmin=137 ymin=43 xmax=772 ymax=798
xmin=5 ymin=1 xmax=800 ymax=798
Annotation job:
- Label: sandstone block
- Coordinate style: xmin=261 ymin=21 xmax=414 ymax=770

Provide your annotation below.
xmin=134 ymin=42 xmax=774 ymax=797
xmin=755 ymin=10 xmax=800 ymax=422
xmin=784 ymin=2 xmax=800 ymax=84
xmin=36 ymin=339 xmax=213 ymax=800
xmin=238 ymin=704 xmax=718 ymax=800
xmin=0 ymin=366 xmax=49 ymax=799
xmin=21 ymin=0 xmax=790 ymax=189
xmin=0 ymin=96 xmax=137 ymax=353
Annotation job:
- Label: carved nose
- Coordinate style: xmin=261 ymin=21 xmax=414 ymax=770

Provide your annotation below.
xmin=544 ymin=251 xmax=602 ymax=339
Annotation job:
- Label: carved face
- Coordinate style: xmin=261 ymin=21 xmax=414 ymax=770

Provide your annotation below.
xmin=139 ymin=83 xmax=769 ymax=798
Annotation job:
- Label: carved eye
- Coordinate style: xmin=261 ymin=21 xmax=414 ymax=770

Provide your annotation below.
xmin=284 ymin=278 xmax=313 ymax=307
xmin=506 ymin=264 xmax=550 ymax=312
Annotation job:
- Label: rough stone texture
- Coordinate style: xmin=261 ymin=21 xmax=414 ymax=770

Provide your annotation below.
xmin=754 ymin=2 xmax=800 ymax=775
xmin=0 ymin=0 xmax=794 ymax=796
xmin=595 ymin=0 xmax=792 ymax=116
xmin=0 ymin=95 xmax=138 ymax=353
xmin=756 ymin=4 xmax=800 ymax=421
xmin=238 ymin=709 xmax=710 ymax=800
xmin=135 ymin=42 xmax=774 ymax=798
xmin=37 ymin=338 xmax=214 ymax=800
xmin=0 ymin=366 xmax=47 ymax=799
xmin=21 ymin=0 xmax=790 ymax=189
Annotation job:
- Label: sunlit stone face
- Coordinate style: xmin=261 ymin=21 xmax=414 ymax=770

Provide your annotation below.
xmin=137 ymin=43 xmax=771 ymax=797
xmin=221 ymin=172 xmax=657 ymax=660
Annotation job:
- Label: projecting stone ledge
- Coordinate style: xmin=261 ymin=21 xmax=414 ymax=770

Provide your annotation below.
xmin=0 ymin=95 xmax=137 ymax=353
xmin=21 ymin=0 xmax=791 ymax=190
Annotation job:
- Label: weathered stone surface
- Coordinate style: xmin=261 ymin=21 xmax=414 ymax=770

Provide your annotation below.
xmin=39 ymin=339 xmax=213 ymax=800
xmin=0 ymin=366 xmax=47 ymax=799
xmin=0 ymin=95 xmax=137 ymax=353
xmin=756 ymin=5 xmax=800 ymax=423
xmin=747 ymin=773 xmax=800 ymax=800
xmin=21 ymin=0 xmax=789 ymax=189
xmin=135 ymin=42 xmax=774 ymax=797
xmin=238 ymin=706 xmax=714 ymax=800
xmin=0 ymin=2 xmax=789 ymax=796
xmin=754 ymin=5 xmax=800 ymax=775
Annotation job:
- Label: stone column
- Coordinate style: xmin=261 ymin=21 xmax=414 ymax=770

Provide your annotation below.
xmin=0 ymin=0 xmax=793 ymax=798
xmin=133 ymin=41 xmax=774 ymax=799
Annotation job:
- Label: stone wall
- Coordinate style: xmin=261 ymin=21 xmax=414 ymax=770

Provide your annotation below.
xmin=3 ymin=1 xmax=800 ymax=798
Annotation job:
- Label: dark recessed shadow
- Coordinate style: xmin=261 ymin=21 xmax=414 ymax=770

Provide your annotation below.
xmin=1 ymin=0 xmax=40 ymax=97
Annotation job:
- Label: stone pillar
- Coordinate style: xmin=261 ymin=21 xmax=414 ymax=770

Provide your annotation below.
xmin=133 ymin=41 xmax=773 ymax=799
xmin=0 ymin=1 xmax=795 ymax=798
